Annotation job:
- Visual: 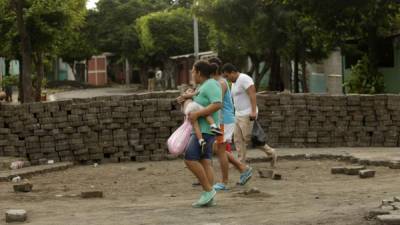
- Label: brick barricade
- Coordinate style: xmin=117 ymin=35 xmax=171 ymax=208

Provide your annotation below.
xmin=0 ymin=92 xmax=183 ymax=164
xmin=0 ymin=92 xmax=399 ymax=164
xmin=258 ymin=93 xmax=400 ymax=148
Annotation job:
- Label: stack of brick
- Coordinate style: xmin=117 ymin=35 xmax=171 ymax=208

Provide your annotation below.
xmin=258 ymin=93 xmax=400 ymax=148
xmin=2 ymin=92 xmax=399 ymax=164
xmin=0 ymin=91 xmax=182 ymax=164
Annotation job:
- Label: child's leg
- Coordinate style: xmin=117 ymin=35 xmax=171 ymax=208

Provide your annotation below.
xmin=182 ymin=99 xmax=192 ymax=113
xmin=206 ymin=115 xmax=222 ymax=135
xmin=205 ymin=115 xmax=217 ymax=128
xmin=192 ymin=119 xmax=203 ymax=143
xmin=185 ymin=101 xmax=205 ymax=146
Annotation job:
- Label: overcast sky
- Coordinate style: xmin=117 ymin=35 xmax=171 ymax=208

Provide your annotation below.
xmin=86 ymin=0 xmax=99 ymax=9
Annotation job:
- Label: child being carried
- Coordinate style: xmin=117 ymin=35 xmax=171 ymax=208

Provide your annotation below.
xmin=181 ymin=86 xmax=222 ymax=153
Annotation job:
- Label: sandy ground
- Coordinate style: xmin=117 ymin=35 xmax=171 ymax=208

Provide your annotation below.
xmin=0 ymin=158 xmax=399 ymax=225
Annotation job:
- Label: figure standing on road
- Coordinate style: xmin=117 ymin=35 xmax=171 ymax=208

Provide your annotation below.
xmin=222 ymin=63 xmax=277 ymax=168
xmin=207 ymin=58 xmax=253 ymax=191
xmin=181 ymin=60 xmax=222 ymax=207
xmin=155 ymin=67 xmax=164 ymax=90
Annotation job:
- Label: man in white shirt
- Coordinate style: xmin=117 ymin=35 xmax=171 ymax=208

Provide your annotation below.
xmin=221 ymin=63 xmax=277 ymax=167
xmin=155 ymin=68 xmax=164 ymax=90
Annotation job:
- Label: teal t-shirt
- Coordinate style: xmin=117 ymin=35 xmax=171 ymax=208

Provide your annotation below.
xmin=193 ymin=79 xmax=222 ymax=135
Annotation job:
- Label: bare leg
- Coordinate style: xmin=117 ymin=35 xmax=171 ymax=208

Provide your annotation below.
xmin=184 ymin=100 xmax=203 ymax=141
xmin=192 ymin=120 xmax=203 ymax=142
xmin=258 ymin=144 xmax=277 ymax=168
xmin=227 ymin=152 xmax=247 ymax=173
xmin=185 ymin=160 xmax=213 ymax=191
xmin=214 ymin=143 xmax=229 ymax=184
xmin=205 ymin=115 xmax=216 ymax=127
xmin=199 ymin=159 xmax=214 ymax=186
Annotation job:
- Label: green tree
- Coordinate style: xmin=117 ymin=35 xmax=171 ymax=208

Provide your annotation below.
xmin=345 ymin=55 xmax=384 ymax=94
xmin=0 ymin=0 xmax=87 ymax=102
xmin=285 ymin=0 xmax=400 ymax=93
xmin=194 ymin=0 xmax=277 ymax=90
xmin=195 ymin=0 xmax=336 ymax=92
xmin=279 ymin=1 xmax=335 ymax=92
xmin=88 ymin=0 xmax=171 ymax=83
xmin=136 ymin=8 xmax=209 ymax=66
xmin=58 ymin=16 xmax=98 ymax=83
xmin=135 ymin=7 xmax=210 ymax=87
xmin=29 ymin=0 xmax=87 ymax=101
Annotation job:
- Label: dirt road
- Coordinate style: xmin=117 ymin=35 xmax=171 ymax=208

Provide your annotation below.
xmin=1 ymin=159 xmax=398 ymax=225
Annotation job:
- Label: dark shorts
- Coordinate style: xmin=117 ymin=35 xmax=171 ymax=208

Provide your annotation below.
xmin=184 ymin=133 xmax=215 ymax=161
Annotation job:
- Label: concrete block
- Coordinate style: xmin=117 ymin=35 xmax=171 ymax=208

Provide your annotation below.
xmin=258 ymin=169 xmax=274 ymax=178
xmin=368 ymin=208 xmax=391 ymax=219
xmin=5 ymin=209 xmax=27 ymax=223
xmin=382 ymin=199 xmax=394 ymax=206
xmin=272 ymin=172 xmax=282 ymax=180
xmin=377 ymin=215 xmax=400 ymax=225
xmin=81 ymin=191 xmax=103 ymax=198
xmin=13 ymin=183 xmax=33 ymax=192
xmin=344 ymin=165 xmax=366 ymax=175
xmin=135 ymin=155 xmax=150 ymax=162
xmin=331 ymin=166 xmax=346 ymax=174
xmin=392 ymin=202 xmax=400 ymax=210
xmin=359 ymin=169 xmax=375 ymax=178
xmin=389 ymin=161 xmax=400 ymax=169
xmin=150 ymin=154 xmax=164 ymax=161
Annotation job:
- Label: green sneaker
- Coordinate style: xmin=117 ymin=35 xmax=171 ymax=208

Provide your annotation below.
xmin=206 ymin=198 xmax=217 ymax=207
xmin=191 ymin=189 xmax=216 ymax=208
xmin=192 ymin=198 xmax=216 ymax=208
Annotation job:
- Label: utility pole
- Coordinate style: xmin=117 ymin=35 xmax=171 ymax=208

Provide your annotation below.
xmin=193 ymin=16 xmax=199 ymax=61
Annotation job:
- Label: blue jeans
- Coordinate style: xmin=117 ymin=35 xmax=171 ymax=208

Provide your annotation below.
xmin=184 ymin=133 xmax=215 ymax=161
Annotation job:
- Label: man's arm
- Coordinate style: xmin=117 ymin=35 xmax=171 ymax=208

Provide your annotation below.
xmin=246 ymin=85 xmax=257 ymax=120
xmin=188 ymin=102 xmax=222 ymax=123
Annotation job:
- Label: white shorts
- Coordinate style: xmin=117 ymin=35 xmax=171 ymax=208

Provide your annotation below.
xmin=184 ymin=101 xmax=204 ymax=115
xmin=216 ymin=123 xmax=235 ymax=144
xmin=224 ymin=123 xmax=235 ymax=143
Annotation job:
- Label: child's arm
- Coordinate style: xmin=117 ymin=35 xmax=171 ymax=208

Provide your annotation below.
xmin=182 ymin=91 xmax=197 ymax=99
xmin=176 ymin=90 xmax=197 ymax=104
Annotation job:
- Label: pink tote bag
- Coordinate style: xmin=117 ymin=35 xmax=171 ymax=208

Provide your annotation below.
xmin=167 ymin=119 xmax=192 ymax=156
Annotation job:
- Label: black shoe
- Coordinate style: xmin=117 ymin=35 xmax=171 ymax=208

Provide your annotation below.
xmin=211 ymin=127 xmax=223 ymax=136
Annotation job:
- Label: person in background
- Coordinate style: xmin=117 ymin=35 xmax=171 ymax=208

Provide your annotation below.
xmin=222 ymin=63 xmax=277 ymax=168
xmin=147 ymin=69 xmax=155 ymax=91
xmin=155 ymin=67 xmax=164 ymax=90
xmin=208 ymin=58 xmax=253 ymax=191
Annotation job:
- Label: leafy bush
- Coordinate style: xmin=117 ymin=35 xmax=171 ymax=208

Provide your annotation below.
xmin=1 ymin=75 xmax=19 ymax=87
xmin=31 ymin=75 xmax=48 ymax=90
xmin=345 ymin=55 xmax=384 ymax=94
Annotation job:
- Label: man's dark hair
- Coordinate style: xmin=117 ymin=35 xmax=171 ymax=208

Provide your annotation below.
xmin=221 ymin=63 xmax=238 ymax=73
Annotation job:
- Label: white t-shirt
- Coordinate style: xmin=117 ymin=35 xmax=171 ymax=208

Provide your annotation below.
xmin=231 ymin=73 xmax=258 ymax=116
xmin=155 ymin=70 xmax=163 ymax=80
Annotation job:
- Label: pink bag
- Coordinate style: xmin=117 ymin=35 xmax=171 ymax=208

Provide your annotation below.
xmin=167 ymin=119 xmax=192 ymax=156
